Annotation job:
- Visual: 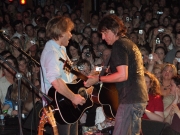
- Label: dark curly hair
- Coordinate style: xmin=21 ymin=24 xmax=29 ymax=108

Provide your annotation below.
xmin=172 ymin=75 xmax=180 ymax=87
xmin=144 ymin=71 xmax=162 ymax=96
xmin=98 ymin=14 xmax=127 ymax=37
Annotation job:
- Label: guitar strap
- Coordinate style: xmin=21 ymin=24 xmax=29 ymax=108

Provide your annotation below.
xmin=41 ymin=46 xmax=74 ymax=103
xmin=40 ymin=65 xmax=48 ymax=105
xmin=99 ymin=52 xmax=111 ymax=76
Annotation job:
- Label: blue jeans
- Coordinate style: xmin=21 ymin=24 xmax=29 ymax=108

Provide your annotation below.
xmin=113 ymin=102 xmax=147 ymax=135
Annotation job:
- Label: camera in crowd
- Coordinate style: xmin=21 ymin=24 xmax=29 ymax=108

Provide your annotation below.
xmin=139 ymin=30 xmax=143 ymax=34
xmin=84 ymin=48 xmax=91 ymax=58
xmin=175 ymin=57 xmax=180 ymax=63
xmin=158 ymin=28 xmax=164 ymax=33
xmin=126 ymin=17 xmax=130 ymax=22
xmin=156 ymin=38 xmax=160 ymax=44
xmin=96 ymin=51 xmax=103 ymax=57
xmin=157 ymin=11 xmax=163 ymax=15
xmin=109 ymin=10 xmax=115 ymax=14
xmin=77 ymin=65 xmax=84 ymax=71
xmin=148 ymin=54 xmax=153 ymax=60
xmin=30 ymin=40 xmax=36 ymax=45
xmin=95 ymin=66 xmax=102 ymax=71
xmin=85 ymin=52 xmax=91 ymax=57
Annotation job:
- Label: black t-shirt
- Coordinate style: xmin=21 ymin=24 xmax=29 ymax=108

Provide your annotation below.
xmin=110 ymin=37 xmax=148 ymax=104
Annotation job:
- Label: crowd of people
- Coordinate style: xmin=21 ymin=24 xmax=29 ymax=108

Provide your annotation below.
xmin=0 ymin=0 xmax=180 ymax=135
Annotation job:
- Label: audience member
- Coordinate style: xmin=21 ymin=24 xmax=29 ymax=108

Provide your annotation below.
xmin=142 ymin=71 xmax=164 ymax=122
xmin=86 ymin=12 xmax=99 ymax=31
xmin=10 ymin=36 xmax=23 ymax=58
xmin=0 ymin=0 xmax=180 ymax=134
xmin=165 ymin=32 xmax=180 ymax=64
xmin=0 ymin=55 xmax=17 ymax=109
xmin=163 ymin=75 xmax=180 ymax=135
xmin=67 ymin=40 xmax=81 ymax=66
xmin=160 ymin=63 xmax=177 ymax=96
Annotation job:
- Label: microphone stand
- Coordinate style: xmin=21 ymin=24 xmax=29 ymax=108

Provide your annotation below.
xmin=0 ymin=32 xmax=40 ymax=67
xmin=0 ymin=55 xmax=53 ymax=135
xmin=0 ymin=33 xmax=53 ymax=102
xmin=0 ymin=33 xmax=53 ymax=135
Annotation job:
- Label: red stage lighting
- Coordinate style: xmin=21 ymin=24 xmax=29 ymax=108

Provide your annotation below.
xmin=20 ymin=0 xmax=26 ymax=5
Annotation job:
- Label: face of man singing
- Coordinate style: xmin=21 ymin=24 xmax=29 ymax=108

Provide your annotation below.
xmin=101 ymin=29 xmax=119 ymax=45
xmin=59 ymin=31 xmax=72 ymax=46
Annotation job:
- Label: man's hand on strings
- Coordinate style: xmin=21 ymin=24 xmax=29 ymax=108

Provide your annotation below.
xmin=72 ymin=94 xmax=86 ymax=106
xmin=84 ymin=75 xmax=99 ymax=87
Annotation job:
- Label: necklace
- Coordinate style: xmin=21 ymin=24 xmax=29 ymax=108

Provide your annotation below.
xmin=161 ymin=82 xmax=171 ymax=90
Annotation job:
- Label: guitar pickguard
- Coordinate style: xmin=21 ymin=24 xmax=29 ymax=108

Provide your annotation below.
xmin=78 ymin=87 xmax=88 ymax=100
xmin=48 ymin=80 xmax=94 ymax=124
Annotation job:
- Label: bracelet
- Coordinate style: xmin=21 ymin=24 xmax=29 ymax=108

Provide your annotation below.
xmin=99 ymin=75 xmax=102 ymax=83
xmin=2 ymin=110 xmax=8 ymax=114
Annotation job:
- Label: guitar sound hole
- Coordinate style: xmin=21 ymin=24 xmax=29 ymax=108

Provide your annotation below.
xmin=78 ymin=88 xmax=88 ymax=100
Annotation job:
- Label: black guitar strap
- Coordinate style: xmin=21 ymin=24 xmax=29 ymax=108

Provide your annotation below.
xmin=99 ymin=51 xmax=111 ymax=76
xmin=40 ymin=66 xmax=47 ymax=103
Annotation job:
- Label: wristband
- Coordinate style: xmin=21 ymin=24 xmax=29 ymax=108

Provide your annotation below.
xmin=2 ymin=110 xmax=8 ymax=114
xmin=99 ymin=75 xmax=102 ymax=83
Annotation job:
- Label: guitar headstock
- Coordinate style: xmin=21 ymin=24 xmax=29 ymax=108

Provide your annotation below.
xmin=59 ymin=57 xmax=78 ymax=72
xmin=43 ymin=106 xmax=56 ymax=127
xmin=59 ymin=57 xmax=88 ymax=81
xmin=39 ymin=112 xmax=47 ymax=128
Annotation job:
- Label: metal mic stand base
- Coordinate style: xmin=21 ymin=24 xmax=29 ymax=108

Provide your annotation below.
xmin=16 ymin=72 xmax=23 ymax=135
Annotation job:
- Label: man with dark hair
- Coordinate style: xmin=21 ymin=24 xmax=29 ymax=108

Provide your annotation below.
xmin=25 ymin=24 xmax=35 ymax=39
xmin=12 ymin=20 xmax=25 ymax=39
xmin=37 ymin=27 xmax=46 ymax=41
xmin=84 ymin=14 xmax=148 ymax=135
xmin=40 ymin=16 xmax=85 ymax=135
xmin=24 ymin=24 xmax=37 ymax=53
xmin=37 ymin=27 xmax=46 ymax=51
xmin=165 ymin=32 xmax=180 ymax=64
xmin=77 ymin=59 xmax=92 ymax=76
xmin=87 ymin=12 xmax=99 ymax=31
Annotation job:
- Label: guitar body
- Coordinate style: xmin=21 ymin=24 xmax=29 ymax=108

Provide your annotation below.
xmin=54 ymin=58 xmax=119 ymax=122
xmin=38 ymin=106 xmax=59 ymax=135
xmin=48 ymin=80 xmax=94 ymax=124
xmin=92 ymin=83 xmax=119 ymax=120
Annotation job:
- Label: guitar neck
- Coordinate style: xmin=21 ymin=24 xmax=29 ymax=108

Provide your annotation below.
xmin=38 ymin=121 xmax=46 ymax=135
xmin=70 ymin=69 xmax=88 ymax=81
xmin=38 ymin=126 xmax=44 ymax=135
xmin=52 ymin=126 xmax=59 ymax=135
xmin=59 ymin=57 xmax=88 ymax=81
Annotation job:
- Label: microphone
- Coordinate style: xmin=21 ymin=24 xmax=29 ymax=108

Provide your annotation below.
xmin=0 ymin=30 xmax=5 ymax=33
xmin=0 ymin=29 xmax=8 ymax=35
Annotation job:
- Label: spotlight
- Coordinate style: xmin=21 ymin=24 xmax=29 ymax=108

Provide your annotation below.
xmin=20 ymin=0 xmax=26 ymax=5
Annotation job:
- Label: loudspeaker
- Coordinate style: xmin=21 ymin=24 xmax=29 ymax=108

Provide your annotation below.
xmin=23 ymin=101 xmax=43 ymax=131
xmin=141 ymin=119 xmax=169 ymax=135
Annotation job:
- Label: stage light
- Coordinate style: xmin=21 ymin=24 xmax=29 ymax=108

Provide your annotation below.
xmin=20 ymin=0 xmax=26 ymax=5
xmin=9 ymin=0 xmax=13 ymax=2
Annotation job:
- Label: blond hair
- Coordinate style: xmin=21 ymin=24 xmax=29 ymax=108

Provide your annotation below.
xmin=46 ymin=16 xmax=74 ymax=40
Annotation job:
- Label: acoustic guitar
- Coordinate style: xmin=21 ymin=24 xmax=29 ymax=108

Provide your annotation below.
xmin=54 ymin=58 xmax=119 ymax=120
xmin=38 ymin=106 xmax=59 ymax=135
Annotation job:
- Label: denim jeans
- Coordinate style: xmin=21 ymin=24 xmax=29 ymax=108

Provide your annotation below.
xmin=113 ymin=102 xmax=147 ymax=135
